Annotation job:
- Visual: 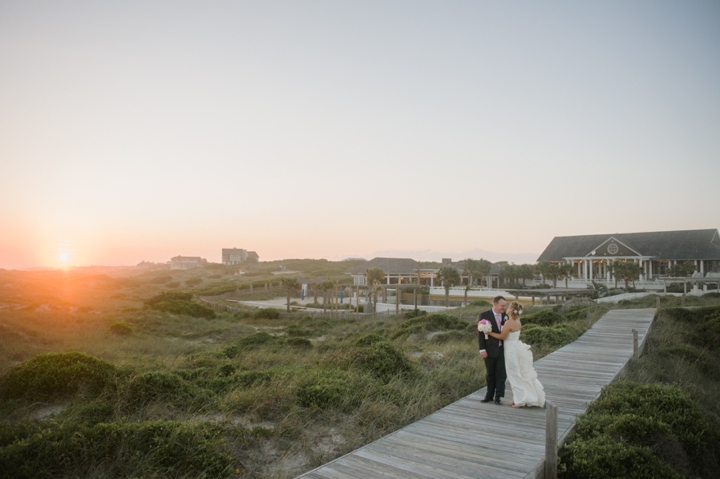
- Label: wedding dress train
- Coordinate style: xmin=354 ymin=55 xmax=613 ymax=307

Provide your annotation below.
xmin=504 ymin=330 xmax=545 ymax=407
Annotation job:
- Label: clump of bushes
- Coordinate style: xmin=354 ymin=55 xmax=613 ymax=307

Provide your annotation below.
xmin=392 ymin=313 xmax=467 ymax=339
xmin=109 ymin=321 xmax=132 ymax=335
xmin=125 ymin=371 xmax=192 ymax=406
xmin=222 ymin=332 xmax=277 ymax=358
xmin=559 ymin=382 xmax=720 ymax=478
xmin=144 ymin=291 xmax=193 ymax=305
xmin=285 ymin=337 xmax=312 ymax=349
xmin=521 ymin=323 xmax=581 ymax=347
xmin=296 ymin=370 xmax=349 ymax=408
xmin=0 ymin=420 xmax=234 ymax=478
xmin=353 ymin=341 xmax=414 ymax=382
xmin=470 ymin=299 xmax=491 ymax=307
xmin=522 ymin=309 xmax=563 ymax=326
xmin=0 ymin=352 xmax=116 ymax=401
xmin=404 ymin=308 xmax=427 ymax=319
xmin=254 ymin=308 xmax=280 ymax=319
xmin=185 ymin=277 xmax=203 ymax=286
xmin=355 ymin=333 xmax=386 ymax=347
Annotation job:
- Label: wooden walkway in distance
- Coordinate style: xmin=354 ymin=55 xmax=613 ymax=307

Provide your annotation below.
xmin=297 ymin=308 xmax=656 ymax=479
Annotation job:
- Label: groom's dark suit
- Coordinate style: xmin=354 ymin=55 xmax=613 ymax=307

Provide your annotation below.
xmin=478 ymin=308 xmax=507 ymax=401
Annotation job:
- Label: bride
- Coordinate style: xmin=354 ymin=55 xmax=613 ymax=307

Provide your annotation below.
xmin=486 ymin=300 xmax=545 ymax=408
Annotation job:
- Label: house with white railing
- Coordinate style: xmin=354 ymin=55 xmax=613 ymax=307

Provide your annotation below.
xmin=537 ymin=229 xmax=720 ymax=285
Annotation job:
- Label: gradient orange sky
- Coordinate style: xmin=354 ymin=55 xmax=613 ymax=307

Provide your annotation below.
xmin=1 ymin=2 xmax=719 ymax=270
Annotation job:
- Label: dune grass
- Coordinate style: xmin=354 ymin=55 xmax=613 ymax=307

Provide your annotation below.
xmin=4 ymin=267 xmax=718 ymax=478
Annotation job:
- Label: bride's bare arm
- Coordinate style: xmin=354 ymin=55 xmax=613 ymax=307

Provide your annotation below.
xmin=487 ymin=321 xmax=516 ymax=340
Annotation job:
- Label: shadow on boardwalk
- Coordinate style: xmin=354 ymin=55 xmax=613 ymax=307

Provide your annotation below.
xmin=297 ymin=308 xmax=656 ymax=479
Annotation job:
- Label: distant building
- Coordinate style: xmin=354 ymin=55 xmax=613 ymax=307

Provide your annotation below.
xmin=170 ymin=256 xmax=207 ymax=270
xmin=537 ymin=228 xmax=720 ymax=281
xmin=222 ymin=248 xmax=259 ymax=265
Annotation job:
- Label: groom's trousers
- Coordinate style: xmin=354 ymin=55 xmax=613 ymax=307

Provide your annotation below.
xmin=484 ymin=349 xmax=506 ymax=400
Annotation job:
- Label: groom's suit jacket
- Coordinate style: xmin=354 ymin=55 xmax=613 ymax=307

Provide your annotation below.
xmin=478 ymin=309 xmax=507 ymax=358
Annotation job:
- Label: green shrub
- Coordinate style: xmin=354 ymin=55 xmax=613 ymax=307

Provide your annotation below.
xmin=237 ymin=332 xmax=275 ymax=347
xmin=403 ymin=308 xmax=427 ymax=319
xmin=392 ymin=313 xmax=466 ymax=339
xmin=470 ymin=299 xmax=491 ymax=308
xmin=254 ymin=308 xmax=280 ymax=319
xmin=522 ymin=309 xmax=563 ymax=326
xmin=286 ymin=337 xmax=312 ymax=349
xmin=286 ymin=325 xmax=313 ymax=337
xmin=165 ymin=281 xmax=180 ymax=288
xmin=353 ymin=342 xmax=414 ymax=382
xmin=560 ymin=382 xmax=720 ymax=478
xmin=124 ymin=371 xmax=210 ymax=408
xmin=151 ymin=300 xmax=216 ymax=319
xmin=233 ymin=310 xmax=253 ymax=319
xmin=521 ymin=323 xmax=581 ymax=347
xmin=355 ymin=333 xmax=386 ymax=347
xmin=144 ymin=291 xmax=193 ymax=305
xmin=0 ymin=352 xmax=115 ymax=401
xmin=60 ymin=400 xmax=115 ymax=426
xmin=109 ymin=321 xmax=132 ymax=335
xmin=0 ymin=420 xmax=233 ymax=478
xmin=559 ymin=436 xmax=683 ymax=479
xmin=185 ymin=277 xmax=203 ymax=286
xmin=296 ymin=370 xmax=349 ymax=408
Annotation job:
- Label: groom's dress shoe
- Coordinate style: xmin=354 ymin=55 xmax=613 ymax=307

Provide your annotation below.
xmin=494 ymin=398 xmax=501 ymax=404
xmin=480 ymin=397 xmax=492 ymax=403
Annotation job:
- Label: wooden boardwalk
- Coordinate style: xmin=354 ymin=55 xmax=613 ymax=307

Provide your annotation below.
xmin=297 ymin=308 xmax=656 ymax=479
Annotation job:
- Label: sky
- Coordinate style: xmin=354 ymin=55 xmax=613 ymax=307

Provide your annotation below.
xmin=1 ymin=1 xmax=719 ymax=269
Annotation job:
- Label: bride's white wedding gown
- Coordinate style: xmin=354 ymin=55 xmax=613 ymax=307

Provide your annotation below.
xmin=504 ymin=330 xmax=545 ymax=407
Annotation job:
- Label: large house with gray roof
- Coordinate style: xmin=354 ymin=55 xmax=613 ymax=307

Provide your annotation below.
xmin=537 ymin=229 xmax=720 ymax=282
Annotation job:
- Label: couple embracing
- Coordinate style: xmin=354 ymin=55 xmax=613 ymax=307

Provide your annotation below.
xmin=478 ymin=296 xmax=545 ymax=408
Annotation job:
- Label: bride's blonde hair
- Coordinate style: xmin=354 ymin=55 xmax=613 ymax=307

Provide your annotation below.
xmin=508 ymin=301 xmax=523 ymax=319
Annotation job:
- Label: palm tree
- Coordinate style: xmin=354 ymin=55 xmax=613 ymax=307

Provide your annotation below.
xmin=365 ymin=268 xmax=385 ymax=313
xmin=519 ymin=264 xmax=535 ymax=285
xmin=280 ymin=277 xmax=300 ymax=312
xmin=436 ymin=265 xmax=461 ymax=307
xmin=535 ymin=261 xmax=553 ymax=287
xmin=462 ymin=258 xmax=479 ymax=286
xmin=614 ymin=261 xmax=643 ymax=289
xmin=475 ymin=259 xmax=492 ymax=287
xmin=558 ymin=263 xmax=574 ymax=288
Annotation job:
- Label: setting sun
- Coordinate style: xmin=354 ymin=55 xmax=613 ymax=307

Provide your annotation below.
xmin=59 ymin=253 xmax=68 ymax=262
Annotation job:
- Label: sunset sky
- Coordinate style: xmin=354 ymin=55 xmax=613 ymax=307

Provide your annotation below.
xmin=1 ymin=1 xmax=719 ymax=269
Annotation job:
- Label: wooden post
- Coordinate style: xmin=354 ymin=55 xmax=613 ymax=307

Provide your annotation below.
xmin=681 ymin=294 xmax=685 ymax=307
xmin=396 ymin=286 xmax=400 ymax=315
xmin=414 ymin=287 xmax=418 ymax=309
xmin=586 ymin=309 xmax=592 ymax=325
xmin=545 ymin=400 xmax=558 ymax=479
xmin=632 ymin=329 xmax=638 ymax=356
xmin=355 ymin=285 xmax=359 ymax=313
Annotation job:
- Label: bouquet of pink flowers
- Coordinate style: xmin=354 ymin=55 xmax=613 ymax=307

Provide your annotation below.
xmin=478 ymin=319 xmax=492 ymax=339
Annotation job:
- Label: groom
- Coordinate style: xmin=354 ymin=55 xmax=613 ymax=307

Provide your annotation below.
xmin=479 ymin=295 xmax=507 ymax=404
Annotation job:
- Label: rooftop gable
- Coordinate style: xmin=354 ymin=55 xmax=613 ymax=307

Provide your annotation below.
xmin=538 ymin=229 xmax=720 ymax=262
